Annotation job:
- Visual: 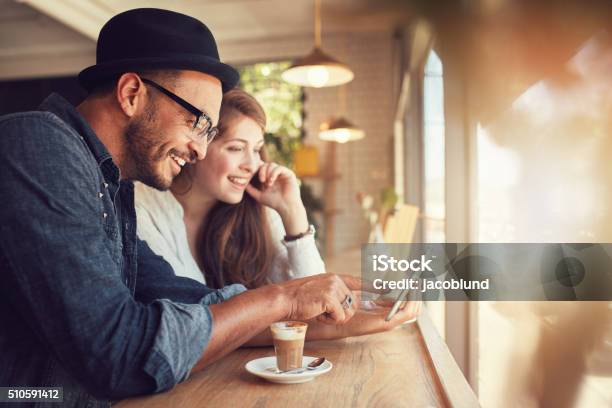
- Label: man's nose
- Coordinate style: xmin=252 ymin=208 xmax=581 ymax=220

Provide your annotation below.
xmin=188 ymin=140 xmax=208 ymax=161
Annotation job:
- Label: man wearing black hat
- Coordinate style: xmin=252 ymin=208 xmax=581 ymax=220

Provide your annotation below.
xmin=0 ymin=8 xmax=416 ymax=407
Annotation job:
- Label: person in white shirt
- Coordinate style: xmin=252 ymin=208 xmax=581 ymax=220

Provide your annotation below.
xmin=135 ymin=88 xmax=324 ymax=287
xmin=135 ymin=87 xmax=422 ymax=341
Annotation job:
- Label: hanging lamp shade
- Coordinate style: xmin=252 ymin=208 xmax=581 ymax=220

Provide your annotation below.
xmin=319 ymin=116 xmax=365 ymax=143
xmin=282 ymin=0 xmax=354 ymax=88
xmin=282 ymin=47 xmax=354 ymax=88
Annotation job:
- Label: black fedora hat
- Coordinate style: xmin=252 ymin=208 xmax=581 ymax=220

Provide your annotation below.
xmin=78 ymin=8 xmax=239 ymax=92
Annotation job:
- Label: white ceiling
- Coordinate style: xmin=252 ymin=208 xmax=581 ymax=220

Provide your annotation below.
xmin=22 ymin=0 xmax=414 ymax=41
xmin=0 ymin=0 xmax=413 ymax=80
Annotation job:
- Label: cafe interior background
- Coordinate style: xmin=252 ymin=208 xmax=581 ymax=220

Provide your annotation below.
xmin=1 ymin=0 xmax=611 ymax=406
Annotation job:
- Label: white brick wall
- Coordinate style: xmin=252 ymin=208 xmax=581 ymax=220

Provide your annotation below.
xmin=302 ymin=31 xmax=395 ymax=256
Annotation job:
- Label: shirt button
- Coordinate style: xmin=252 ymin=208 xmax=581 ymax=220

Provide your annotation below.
xmin=103 ymin=182 xmax=109 ymax=189
xmin=103 ymin=212 xmax=108 ymax=218
xmin=98 ymin=192 xmax=104 ymax=198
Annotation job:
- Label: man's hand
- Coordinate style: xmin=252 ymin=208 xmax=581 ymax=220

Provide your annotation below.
xmin=305 ymin=300 xmax=423 ymax=341
xmin=278 ymin=274 xmax=362 ymax=324
xmin=193 ymin=274 xmax=367 ymax=370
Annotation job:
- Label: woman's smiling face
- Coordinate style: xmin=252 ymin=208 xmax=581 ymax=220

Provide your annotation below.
xmin=192 ymin=113 xmax=265 ymax=204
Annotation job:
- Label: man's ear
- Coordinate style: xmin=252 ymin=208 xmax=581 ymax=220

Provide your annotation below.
xmin=115 ymin=73 xmax=145 ymax=118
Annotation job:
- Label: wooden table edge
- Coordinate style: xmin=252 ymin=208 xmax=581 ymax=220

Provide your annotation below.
xmin=416 ymin=312 xmax=481 ymax=408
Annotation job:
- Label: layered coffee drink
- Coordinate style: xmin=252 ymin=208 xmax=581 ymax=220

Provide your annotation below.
xmin=270 ymin=321 xmax=308 ymax=371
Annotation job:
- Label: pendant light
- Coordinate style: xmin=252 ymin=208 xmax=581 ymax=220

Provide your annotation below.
xmin=282 ymin=0 xmax=354 ymax=88
xmin=319 ymin=117 xmax=365 ymax=143
xmin=319 ymin=85 xmax=364 ymax=143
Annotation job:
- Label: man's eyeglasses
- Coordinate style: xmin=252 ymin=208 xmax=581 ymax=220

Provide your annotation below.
xmin=141 ymin=78 xmax=219 ymax=144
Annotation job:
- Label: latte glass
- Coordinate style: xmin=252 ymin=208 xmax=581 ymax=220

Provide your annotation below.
xmin=270 ymin=321 xmax=308 ymax=372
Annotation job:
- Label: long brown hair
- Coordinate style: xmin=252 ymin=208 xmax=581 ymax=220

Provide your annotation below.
xmin=194 ymin=89 xmax=274 ymax=289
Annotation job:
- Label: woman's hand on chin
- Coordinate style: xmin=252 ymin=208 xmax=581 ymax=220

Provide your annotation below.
xmin=245 ymin=162 xmax=309 ymax=235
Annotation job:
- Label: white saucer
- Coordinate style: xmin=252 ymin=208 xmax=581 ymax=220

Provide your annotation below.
xmin=245 ymin=356 xmax=332 ymax=384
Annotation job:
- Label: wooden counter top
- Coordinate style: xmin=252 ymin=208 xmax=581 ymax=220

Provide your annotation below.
xmin=116 ymin=312 xmax=479 ymax=408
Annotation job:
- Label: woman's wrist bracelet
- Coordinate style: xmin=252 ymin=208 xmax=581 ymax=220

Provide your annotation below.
xmin=283 ymin=225 xmax=315 ymax=242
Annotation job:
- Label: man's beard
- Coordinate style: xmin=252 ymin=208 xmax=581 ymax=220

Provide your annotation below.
xmin=124 ymin=104 xmax=172 ymax=191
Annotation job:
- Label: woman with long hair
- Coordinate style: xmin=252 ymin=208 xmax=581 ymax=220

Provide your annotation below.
xmin=135 ymin=88 xmax=323 ymax=288
xmin=134 ymin=88 xmax=422 ymax=338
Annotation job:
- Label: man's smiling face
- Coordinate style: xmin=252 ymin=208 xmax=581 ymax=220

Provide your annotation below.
xmin=123 ymin=70 xmax=223 ymax=190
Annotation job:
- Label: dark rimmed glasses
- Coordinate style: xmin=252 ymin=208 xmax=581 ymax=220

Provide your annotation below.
xmin=141 ymin=78 xmax=219 ymax=144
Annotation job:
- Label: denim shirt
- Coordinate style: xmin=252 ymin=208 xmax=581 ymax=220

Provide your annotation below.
xmin=0 ymin=94 xmax=246 ymax=407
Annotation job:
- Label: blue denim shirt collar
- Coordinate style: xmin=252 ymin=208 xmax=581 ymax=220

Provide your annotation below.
xmin=39 ymin=93 xmax=120 ymax=185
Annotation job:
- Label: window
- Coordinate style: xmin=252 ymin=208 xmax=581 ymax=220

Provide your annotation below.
xmin=238 ymin=61 xmax=303 ymax=167
xmin=422 ymin=50 xmax=446 ymax=243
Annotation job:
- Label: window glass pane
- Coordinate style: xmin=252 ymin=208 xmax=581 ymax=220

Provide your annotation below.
xmin=423 ymin=50 xmax=446 ymax=243
xmin=475 ymin=34 xmax=612 ymax=407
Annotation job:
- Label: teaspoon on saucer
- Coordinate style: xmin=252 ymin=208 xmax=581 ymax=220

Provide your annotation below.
xmin=266 ymin=357 xmax=326 ymax=374
xmin=281 ymin=357 xmax=326 ymax=374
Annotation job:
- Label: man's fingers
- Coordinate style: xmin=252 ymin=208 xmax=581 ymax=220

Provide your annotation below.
xmin=342 ymin=301 xmax=356 ymax=323
xmin=361 ymin=278 xmax=392 ymax=295
xmin=351 ymin=290 xmax=363 ymax=304
xmin=316 ymin=314 xmax=336 ymax=324
xmin=336 ymin=286 xmax=356 ymax=323
xmin=321 ymin=296 xmax=346 ymax=324
xmin=337 ymin=275 xmax=363 ymax=291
